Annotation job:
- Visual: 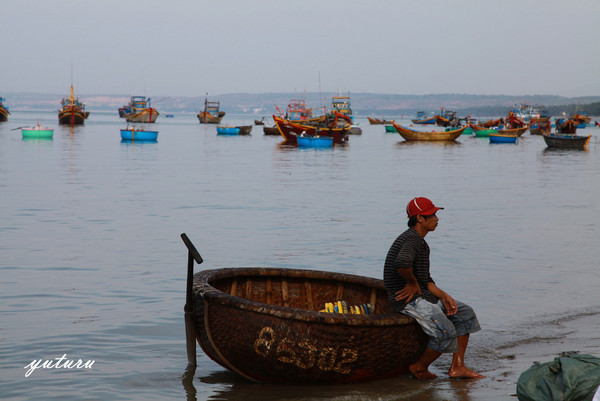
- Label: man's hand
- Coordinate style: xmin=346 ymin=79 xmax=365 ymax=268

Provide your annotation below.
xmin=441 ymin=293 xmax=457 ymax=316
xmin=395 ymin=282 xmax=421 ymax=303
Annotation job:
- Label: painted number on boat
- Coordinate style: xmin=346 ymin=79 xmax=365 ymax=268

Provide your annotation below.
xmin=253 ymin=326 xmax=358 ymax=374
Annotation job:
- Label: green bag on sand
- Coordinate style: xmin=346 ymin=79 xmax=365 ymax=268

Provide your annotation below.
xmin=516 ymin=352 xmax=600 ymax=401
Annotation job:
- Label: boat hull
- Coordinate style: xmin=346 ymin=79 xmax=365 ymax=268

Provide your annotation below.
xmin=22 ymin=128 xmax=54 ymax=139
xmin=297 ymin=136 xmax=333 ymax=148
xmin=198 ymin=111 xmax=225 ymax=124
xmin=192 ymin=267 xmax=427 ymax=384
xmin=498 ymin=127 xmax=528 ymax=136
xmin=489 ymin=134 xmax=518 ymax=143
xmin=273 ymin=116 xmax=349 ymax=145
xmin=0 ymin=107 xmax=9 ymax=122
xmin=391 ymin=122 xmax=465 ymax=141
xmin=263 ymin=126 xmax=280 ymax=135
xmin=120 ymin=129 xmax=158 ymax=141
xmin=125 ymin=109 xmax=159 ymax=123
xmin=411 ymin=117 xmax=436 ymax=125
xmin=58 ymin=108 xmax=88 ymax=125
xmin=542 ymin=134 xmax=591 ymax=150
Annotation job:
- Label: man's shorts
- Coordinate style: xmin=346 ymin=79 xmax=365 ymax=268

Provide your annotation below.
xmin=402 ymin=297 xmax=481 ymax=353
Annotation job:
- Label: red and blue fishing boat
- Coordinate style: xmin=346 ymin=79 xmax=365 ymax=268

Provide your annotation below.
xmin=58 ymin=85 xmax=89 ymax=125
xmin=0 ymin=97 xmax=10 ymax=122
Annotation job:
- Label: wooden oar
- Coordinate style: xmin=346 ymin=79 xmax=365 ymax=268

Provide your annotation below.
xmin=180 ymin=233 xmax=203 ymax=369
xmin=11 ymin=126 xmax=27 ymax=130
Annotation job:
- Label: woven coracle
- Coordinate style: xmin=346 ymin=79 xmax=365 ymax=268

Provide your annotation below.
xmin=192 ymin=267 xmax=427 ymax=384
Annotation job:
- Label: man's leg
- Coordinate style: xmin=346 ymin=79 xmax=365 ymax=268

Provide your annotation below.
xmin=410 ymin=347 xmax=441 ymax=379
xmin=448 ymin=334 xmax=485 ymax=379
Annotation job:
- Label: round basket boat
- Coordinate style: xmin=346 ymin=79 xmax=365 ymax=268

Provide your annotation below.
xmin=190 ymin=266 xmax=427 ymax=384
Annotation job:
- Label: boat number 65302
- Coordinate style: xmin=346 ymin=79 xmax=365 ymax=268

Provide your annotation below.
xmin=253 ymin=326 xmax=358 ymax=374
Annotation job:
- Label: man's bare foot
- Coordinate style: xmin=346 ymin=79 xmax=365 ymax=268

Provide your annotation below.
xmin=409 ymin=364 xmax=438 ymax=380
xmin=448 ymin=366 xmax=485 ymax=379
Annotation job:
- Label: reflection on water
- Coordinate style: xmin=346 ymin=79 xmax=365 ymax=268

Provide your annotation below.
xmin=1 ymin=111 xmax=599 ymax=400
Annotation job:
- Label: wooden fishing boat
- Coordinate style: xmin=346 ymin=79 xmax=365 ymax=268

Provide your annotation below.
xmin=273 ymin=115 xmax=349 ymax=145
xmin=529 ymin=120 xmax=551 ymax=135
xmin=479 ymin=118 xmax=503 ymax=128
xmin=58 ymin=85 xmax=89 ymax=125
xmin=123 ymin=96 xmax=159 ymax=123
xmin=22 ymin=124 xmax=54 ymax=139
xmin=489 ymin=133 xmax=518 ymax=144
xmin=555 ymin=118 xmax=578 ymax=134
xmin=181 ymin=234 xmax=427 ymax=384
xmin=391 ymin=122 xmax=465 ymax=141
xmin=120 ymin=126 xmax=158 ymax=141
xmin=297 ymin=134 xmax=333 ymax=148
xmin=434 ymin=109 xmax=458 ymax=127
xmin=542 ymin=133 xmax=591 ymax=150
xmin=0 ymin=97 xmax=10 ymax=122
xmin=468 ymin=122 xmax=496 ymax=137
xmin=263 ymin=125 xmax=280 ymax=136
xmin=411 ymin=111 xmax=436 ymax=125
xmin=254 ymin=117 xmax=265 ymax=125
xmin=367 ymin=117 xmax=391 ymax=125
xmin=497 ymin=126 xmax=528 ymax=136
xmin=198 ymin=94 xmax=226 ymax=124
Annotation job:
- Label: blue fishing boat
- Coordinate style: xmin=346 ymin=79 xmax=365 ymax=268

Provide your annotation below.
xmin=489 ymin=133 xmax=518 ymax=144
xmin=296 ymin=134 xmax=333 ymax=148
xmin=120 ymin=126 xmax=158 ymax=141
xmin=217 ymin=125 xmax=252 ymax=135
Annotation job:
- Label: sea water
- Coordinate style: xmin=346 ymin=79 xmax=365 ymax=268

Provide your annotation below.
xmin=1 ymin=110 xmax=599 ymax=400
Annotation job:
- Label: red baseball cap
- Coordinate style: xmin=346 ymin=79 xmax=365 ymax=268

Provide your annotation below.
xmin=406 ymin=197 xmax=444 ymax=218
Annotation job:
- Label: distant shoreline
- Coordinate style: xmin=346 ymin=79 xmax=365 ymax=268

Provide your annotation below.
xmin=3 ymin=92 xmax=600 ymax=117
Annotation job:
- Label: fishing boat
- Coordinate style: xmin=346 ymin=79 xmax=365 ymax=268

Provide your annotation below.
xmin=411 ymin=111 xmax=436 ymax=125
xmin=468 ymin=122 xmax=497 ymax=137
xmin=181 ymin=234 xmax=427 ymax=384
xmin=198 ymin=95 xmax=226 ymax=124
xmin=555 ymin=118 xmax=578 ymax=134
xmin=263 ymin=125 xmax=280 ymax=136
xmin=331 ymin=96 xmax=361 ymax=134
xmin=569 ymin=113 xmax=591 ymax=128
xmin=367 ymin=117 xmax=391 ymax=125
xmin=21 ymin=124 xmax=54 ymax=139
xmin=542 ymin=133 xmax=591 ymax=150
xmin=391 ymin=122 xmax=465 ymax=141
xmin=273 ymin=115 xmax=349 ymax=145
xmin=58 ymin=85 xmax=89 ymax=125
xmin=479 ymin=118 xmax=503 ymax=128
xmin=529 ymin=120 xmax=551 ymax=135
xmin=123 ymin=96 xmax=159 ymax=123
xmin=0 ymin=97 xmax=10 ymax=122
xmin=489 ymin=133 xmax=518 ymax=144
xmin=497 ymin=126 xmax=528 ymax=136
xmin=434 ymin=109 xmax=458 ymax=127
xmin=120 ymin=126 xmax=158 ymax=141
xmin=254 ymin=117 xmax=265 ymax=125
xmin=297 ymin=134 xmax=333 ymax=148
xmin=216 ymin=125 xmax=252 ymax=135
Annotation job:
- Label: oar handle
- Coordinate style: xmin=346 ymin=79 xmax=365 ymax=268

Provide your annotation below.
xmin=181 ymin=233 xmax=203 ymax=368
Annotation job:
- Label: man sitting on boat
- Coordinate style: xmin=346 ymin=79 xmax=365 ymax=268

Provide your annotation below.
xmin=383 ymin=197 xmax=485 ymax=380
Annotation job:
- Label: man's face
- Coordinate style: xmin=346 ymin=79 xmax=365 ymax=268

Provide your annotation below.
xmin=421 ymin=213 xmax=439 ymax=232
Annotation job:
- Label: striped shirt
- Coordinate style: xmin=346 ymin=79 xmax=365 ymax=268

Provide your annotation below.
xmin=383 ymin=227 xmax=437 ymax=311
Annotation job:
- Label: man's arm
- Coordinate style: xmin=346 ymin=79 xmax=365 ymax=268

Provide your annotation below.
xmin=427 ymin=282 xmax=458 ymax=315
xmin=394 ymin=267 xmax=422 ymax=303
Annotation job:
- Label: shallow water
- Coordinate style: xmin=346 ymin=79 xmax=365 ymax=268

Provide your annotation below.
xmin=1 ymin=110 xmax=599 ymax=400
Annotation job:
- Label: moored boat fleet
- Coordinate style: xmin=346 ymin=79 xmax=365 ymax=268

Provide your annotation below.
xmin=1 ymin=94 xmax=597 ymax=150
xmin=371 ymin=103 xmax=594 ymax=150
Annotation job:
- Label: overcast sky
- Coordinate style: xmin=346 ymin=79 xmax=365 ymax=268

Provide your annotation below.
xmin=2 ymin=0 xmax=599 ymax=98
